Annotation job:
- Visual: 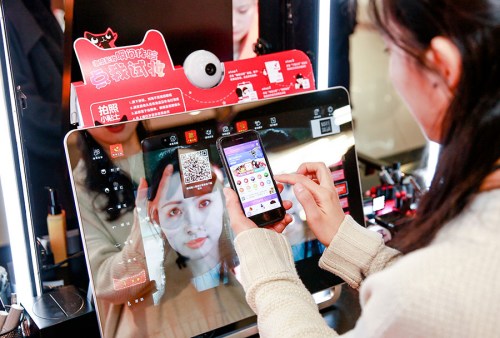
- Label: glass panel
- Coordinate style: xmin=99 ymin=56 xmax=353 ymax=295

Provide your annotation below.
xmin=65 ymin=88 xmax=364 ymax=337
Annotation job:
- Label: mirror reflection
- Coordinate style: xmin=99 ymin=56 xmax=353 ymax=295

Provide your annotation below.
xmin=65 ymin=89 xmax=364 ymax=337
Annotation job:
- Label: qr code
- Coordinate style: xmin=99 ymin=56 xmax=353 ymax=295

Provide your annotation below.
xmin=320 ymin=119 xmax=333 ymax=134
xmin=179 ymin=149 xmax=212 ymax=184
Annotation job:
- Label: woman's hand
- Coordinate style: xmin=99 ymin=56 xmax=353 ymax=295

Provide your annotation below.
xmin=145 ymin=164 xmax=174 ymax=225
xmin=275 ymin=162 xmax=345 ymax=246
xmin=224 ymin=183 xmax=293 ymax=236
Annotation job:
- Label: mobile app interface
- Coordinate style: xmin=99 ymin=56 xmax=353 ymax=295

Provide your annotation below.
xmin=223 ymin=140 xmax=281 ymax=217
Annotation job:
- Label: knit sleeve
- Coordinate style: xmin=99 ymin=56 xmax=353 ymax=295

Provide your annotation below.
xmin=319 ymin=215 xmax=401 ymax=289
xmin=234 ymin=228 xmax=339 ymax=337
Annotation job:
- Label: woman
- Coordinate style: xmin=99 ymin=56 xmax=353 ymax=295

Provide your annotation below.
xmin=224 ymin=0 xmax=500 ymax=336
xmin=232 ymin=0 xmax=258 ymax=60
xmin=73 ymin=122 xmax=161 ymax=337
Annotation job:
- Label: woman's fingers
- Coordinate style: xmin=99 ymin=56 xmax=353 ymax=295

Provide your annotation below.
xmin=276 ymin=173 xmax=325 ymax=197
xmin=224 ymin=187 xmax=293 ymax=235
xmin=155 ymin=164 xmax=174 ymax=200
xmin=223 ymin=187 xmax=257 ymax=235
xmin=293 ymin=181 xmax=341 ymax=245
xmin=267 ymin=213 xmax=293 ymax=233
xmin=223 ymin=187 xmax=245 ymax=220
xmin=275 ymin=173 xmax=306 ymax=185
xmin=277 ymin=182 xmax=285 ymax=193
xmin=282 ymin=199 xmax=293 ymax=211
xmin=278 ymin=174 xmax=334 ymax=216
xmin=296 ymin=162 xmax=334 ymax=189
xmin=147 ymin=165 xmax=174 ymax=224
xmin=292 ymin=183 xmax=320 ymax=218
xmin=276 ymin=163 xmax=345 ymax=246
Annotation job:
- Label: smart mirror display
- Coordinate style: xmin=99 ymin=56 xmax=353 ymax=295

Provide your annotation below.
xmin=64 ymin=88 xmax=364 ymax=337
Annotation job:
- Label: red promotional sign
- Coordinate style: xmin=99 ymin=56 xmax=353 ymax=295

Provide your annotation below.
xmin=72 ymin=30 xmax=316 ymax=128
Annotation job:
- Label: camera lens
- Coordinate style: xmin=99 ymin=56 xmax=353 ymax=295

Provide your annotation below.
xmin=205 ymin=63 xmax=217 ymax=76
xmin=162 ymin=137 xmax=168 ymax=145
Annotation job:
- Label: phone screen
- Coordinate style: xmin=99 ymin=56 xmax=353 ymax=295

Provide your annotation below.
xmin=221 ymin=138 xmax=282 ymax=218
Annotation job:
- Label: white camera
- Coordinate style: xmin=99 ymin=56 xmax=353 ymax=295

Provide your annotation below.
xmin=183 ymin=50 xmax=224 ymax=89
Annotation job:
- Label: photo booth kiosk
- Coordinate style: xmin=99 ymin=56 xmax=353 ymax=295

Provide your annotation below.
xmin=65 ymin=87 xmax=365 ymax=337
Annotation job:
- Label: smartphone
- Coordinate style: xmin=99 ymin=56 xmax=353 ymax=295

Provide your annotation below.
xmin=216 ymin=130 xmax=286 ymax=227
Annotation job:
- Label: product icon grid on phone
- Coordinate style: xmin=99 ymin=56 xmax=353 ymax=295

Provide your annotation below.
xmin=223 ymin=139 xmax=282 ymax=217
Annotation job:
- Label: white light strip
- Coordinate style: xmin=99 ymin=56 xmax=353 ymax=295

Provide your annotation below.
xmin=0 ymin=8 xmax=41 ymax=300
xmin=0 ymin=82 xmax=38 ymax=301
xmin=424 ymin=141 xmax=440 ymax=188
xmin=317 ymin=0 xmax=331 ymax=89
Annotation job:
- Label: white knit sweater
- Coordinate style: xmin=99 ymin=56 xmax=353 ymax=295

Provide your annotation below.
xmin=234 ymin=189 xmax=500 ymax=337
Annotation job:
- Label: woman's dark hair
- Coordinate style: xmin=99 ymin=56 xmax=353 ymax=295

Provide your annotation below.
xmin=369 ymin=0 xmax=500 ymax=253
xmin=78 ymin=122 xmax=148 ymax=221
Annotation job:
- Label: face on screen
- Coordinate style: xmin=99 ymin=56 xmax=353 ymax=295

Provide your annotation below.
xmin=157 ymin=172 xmax=224 ymax=260
xmin=223 ymin=140 xmax=282 ymax=217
